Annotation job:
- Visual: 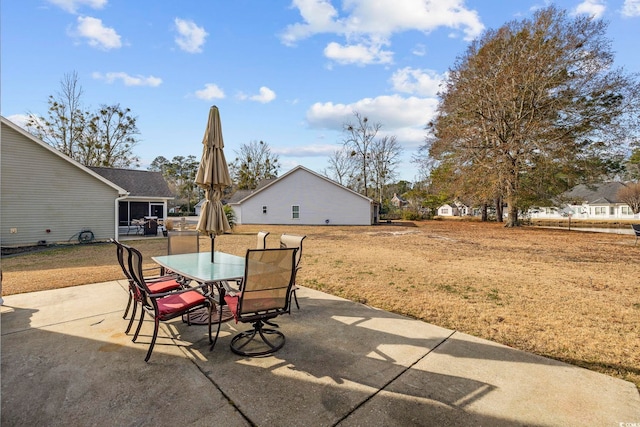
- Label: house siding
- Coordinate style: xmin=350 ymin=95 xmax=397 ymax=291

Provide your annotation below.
xmin=1 ymin=122 xmax=120 ymax=246
xmin=233 ymin=167 xmax=373 ymax=225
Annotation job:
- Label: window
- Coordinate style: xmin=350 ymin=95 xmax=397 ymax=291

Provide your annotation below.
xmin=441 ymin=208 xmax=449 ymax=215
xmin=594 ymin=206 xmax=606 ymax=215
xmin=292 ymin=205 xmax=300 ymax=219
xmin=262 ymin=205 xmax=267 ymax=214
xmin=622 ymin=206 xmax=632 ymax=215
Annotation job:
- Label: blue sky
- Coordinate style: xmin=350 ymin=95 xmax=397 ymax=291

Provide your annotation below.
xmin=2 ymin=0 xmax=639 ymax=182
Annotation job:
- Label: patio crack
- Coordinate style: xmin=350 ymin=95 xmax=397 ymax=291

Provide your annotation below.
xmin=332 ymin=329 xmax=457 ymax=426
xmin=191 ymin=358 xmax=257 ymax=427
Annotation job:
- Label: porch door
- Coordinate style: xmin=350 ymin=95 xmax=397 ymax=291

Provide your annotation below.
xmin=151 ymin=204 xmax=164 ymax=219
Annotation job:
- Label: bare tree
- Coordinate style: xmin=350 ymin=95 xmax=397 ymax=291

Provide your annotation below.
xmin=81 ymin=104 xmax=140 ymax=167
xmin=230 ymin=140 xmax=280 ymax=190
xmin=27 ymin=71 xmax=88 ymax=157
xmin=343 ymin=112 xmax=380 ymax=197
xmin=370 ymin=135 xmax=403 ymax=203
xmin=26 ymin=72 xmax=142 ymax=168
xmin=324 ymin=147 xmax=357 ymax=186
xmin=617 ymin=182 xmax=640 ymax=214
xmin=425 ymin=6 xmax=640 ymax=226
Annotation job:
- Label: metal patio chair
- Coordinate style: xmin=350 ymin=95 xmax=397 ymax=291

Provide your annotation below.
xmin=211 ymin=247 xmax=297 ymax=356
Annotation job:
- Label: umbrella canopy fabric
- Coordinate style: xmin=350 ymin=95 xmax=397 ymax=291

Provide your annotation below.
xmin=196 ymin=106 xmax=232 ymax=241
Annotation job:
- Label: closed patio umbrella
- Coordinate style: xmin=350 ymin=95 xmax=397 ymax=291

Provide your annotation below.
xmin=196 ymin=105 xmax=232 ymax=262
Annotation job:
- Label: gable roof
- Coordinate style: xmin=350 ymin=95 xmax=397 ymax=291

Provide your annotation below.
xmin=88 ymin=167 xmax=174 ymax=198
xmin=1 ymin=116 xmax=128 ymax=195
xmin=229 ymin=165 xmax=374 ymax=205
xmin=561 ymin=182 xmax=626 ymax=204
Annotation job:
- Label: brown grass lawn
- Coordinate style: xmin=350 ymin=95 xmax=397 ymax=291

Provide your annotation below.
xmin=2 ymin=220 xmax=639 ymax=389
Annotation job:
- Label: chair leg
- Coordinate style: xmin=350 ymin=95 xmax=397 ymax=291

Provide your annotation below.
xmin=145 ymin=318 xmax=160 ymax=362
xmin=123 ymin=292 xmax=133 ymax=319
xmin=293 ymin=288 xmax=300 ymax=310
xmin=125 ymin=301 xmax=138 ymax=334
xmin=133 ymin=309 xmax=145 ymax=342
xmin=210 ymin=301 xmax=224 ymax=351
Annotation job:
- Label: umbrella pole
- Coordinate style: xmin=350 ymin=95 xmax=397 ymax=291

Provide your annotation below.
xmin=210 ymin=234 xmax=215 ymax=262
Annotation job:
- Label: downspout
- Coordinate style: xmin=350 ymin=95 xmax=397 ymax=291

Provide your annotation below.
xmin=115 ymin=193 xmax=130 ymax=240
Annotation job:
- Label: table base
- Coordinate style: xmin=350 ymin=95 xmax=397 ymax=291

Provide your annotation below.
xmin=184 ymin=305 xmax=233 ymax=325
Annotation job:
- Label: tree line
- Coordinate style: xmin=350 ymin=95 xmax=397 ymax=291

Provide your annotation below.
xmin=22 ymin=6 xmax=640 ymax=222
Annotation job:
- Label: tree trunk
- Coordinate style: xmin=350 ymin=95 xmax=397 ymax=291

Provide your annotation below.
xmin=505 ymin=197 xmax=520 ymax=227
xmin=496 ymin=197 xmax=503 ymax=223
xmin=481 ymin=203 xmax=488 ymax=222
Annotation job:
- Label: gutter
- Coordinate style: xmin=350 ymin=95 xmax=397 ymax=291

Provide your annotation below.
xmin=115 ymin=193 xmax=130 ymax=240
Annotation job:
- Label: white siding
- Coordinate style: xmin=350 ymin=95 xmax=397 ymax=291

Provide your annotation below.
xmin=1 ymin=123 xmax=120 ymax=246
xmin=235 ymin=168 xmax=372 ymax=225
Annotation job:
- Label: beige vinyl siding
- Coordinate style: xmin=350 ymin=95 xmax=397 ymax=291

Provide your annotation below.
xmin=1 ymin=124 xmax=119 ymax=246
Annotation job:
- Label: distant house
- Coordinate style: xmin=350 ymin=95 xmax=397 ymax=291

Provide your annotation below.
xmin=391 ymin=193 xmax=409 ymax=208
xmin=1 ymin=116 xmax=127 ymax=246
xmin=228 ymin=166 xmax=378 ymax=225
xmin=437 ymin=202 xmax=469 ymax=217
xmin=88 ymin=167 xmax=174 ymax=228
xmin=529 ymin=182 xmax=637 ymax=219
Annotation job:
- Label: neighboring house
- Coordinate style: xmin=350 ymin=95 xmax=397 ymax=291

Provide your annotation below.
xmin=529 ymin=182 xmax=637 ymax=219
xmin=391 ymin=193 xmax=409 ymax=208
xmin=437 ymin=202 xmax=469 ymax=217
xmin=88 ymin=167 xmax=174 ymax=228
xmin=1 ymin=116 xmax=128 ymax=247
xmin=228 ymin=166 xmax=378 ymax=225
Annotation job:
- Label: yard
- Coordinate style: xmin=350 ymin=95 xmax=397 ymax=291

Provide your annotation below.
xmin=2 ymin=220 xmax=638 ymax=389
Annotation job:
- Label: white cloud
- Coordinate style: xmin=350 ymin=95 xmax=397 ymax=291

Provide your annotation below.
xmin=324 ymin=41 xmax=393 ymax=65
xmin=6 ymin=114 xmax=32 ymax=129
xmin=174 ymin=18 xmax=208 ymax=53
xmin=622 ymin=0 xmax=640 ymax=16
xmin=238 ymin=87 xmax=277 ymax=103
xmin=47 ymin=0 xmax=106 ymax=14
xmin=306 ymin=94 xmax=438 ymax=147
xmin=411 ymin=44 xmax=427 ymax=57
xmin=274 ymin=143 xmax=337 ymax=157
xmin=281 ymin=0 xmax=484 ymax=65
xmin=92 ymin=72 xmax=162 ymax=86
xmin=573 ymin=0 xmax=606 ymax=18
xmin=390 ymin=67 xmax=445 ymax=97
xmin=195 ymin=83 xmax=225 ymax=100
xmin=74 ymin=16 xmax=121 ymax=49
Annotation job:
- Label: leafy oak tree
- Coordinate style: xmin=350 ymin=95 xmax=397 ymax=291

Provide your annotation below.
xmin=422 ymin=6 xmax=640 ymax=226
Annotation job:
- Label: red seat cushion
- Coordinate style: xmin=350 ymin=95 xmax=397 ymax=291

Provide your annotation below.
xmin=149 ymin=279 xmax=181 ymax=294
xmin=156 ymin=291 xmax=206 ymax=318
xmin=224 ymin=294 xmax=240 ymax=322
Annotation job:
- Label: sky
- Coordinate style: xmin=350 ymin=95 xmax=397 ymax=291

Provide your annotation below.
xmin=2 ymin=0 xmax=640 ymax=182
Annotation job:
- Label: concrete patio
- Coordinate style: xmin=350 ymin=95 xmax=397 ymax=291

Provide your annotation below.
xmin=2 ymin=280 xmax=639 ymax=426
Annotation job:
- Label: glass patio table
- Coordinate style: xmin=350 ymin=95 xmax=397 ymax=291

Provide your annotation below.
xmin=151 ymin=251 xmax=246 ymax=324
xmin=152 ymin=251 xmax=245 ymax=284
